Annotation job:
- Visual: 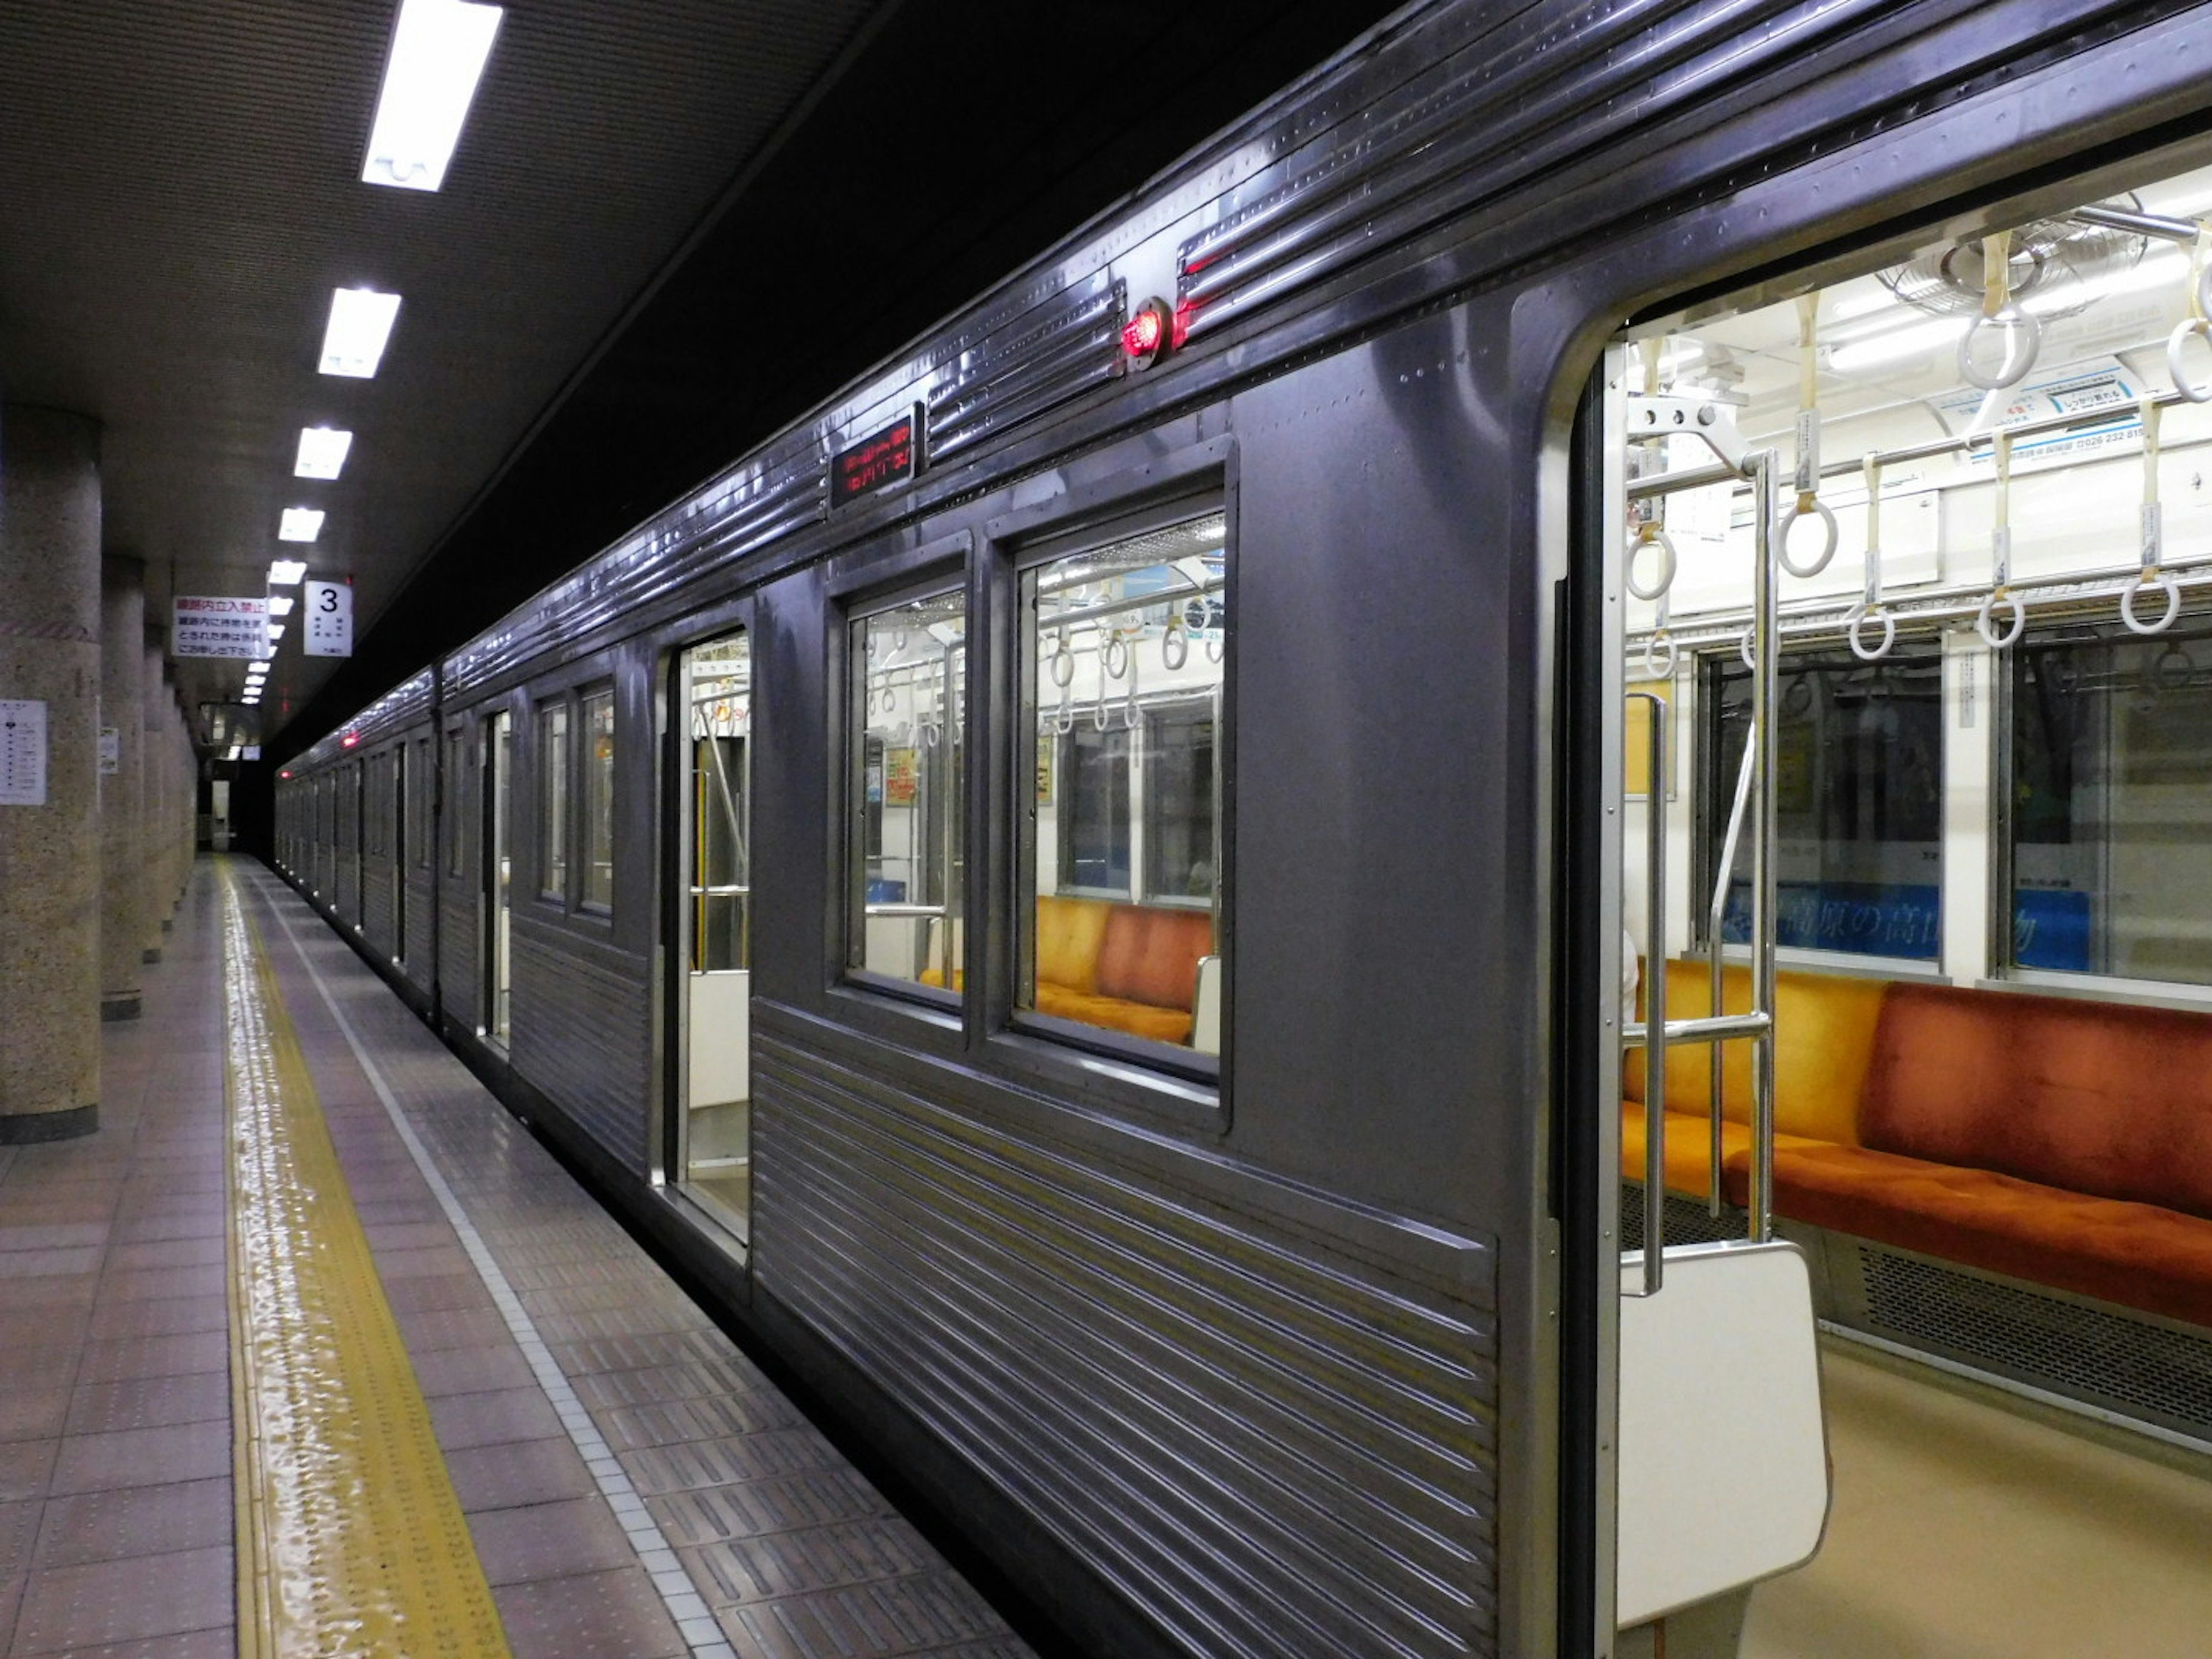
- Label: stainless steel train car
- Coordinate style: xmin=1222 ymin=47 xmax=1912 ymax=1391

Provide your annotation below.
xmin=274 ymin=0 xmax=2212 ymax=1653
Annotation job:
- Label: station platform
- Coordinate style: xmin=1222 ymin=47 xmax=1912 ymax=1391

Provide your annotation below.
xmin=0 ymin=857 xmax=1035 ymax=1659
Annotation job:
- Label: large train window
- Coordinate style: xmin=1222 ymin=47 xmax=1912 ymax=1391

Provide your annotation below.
xmin=2009 ymin=615 xmax=2212 ymax=983
xmin=1018 ymin=509 xmax=1225 ymax=1059
xmin=847 ymin=586 xmax=967 ymax=994
xmin=537 ymin=696 xmax=569 ymax=902
xmin=581 ymin=683 xmax=615 ymax=912
xmin=1699 ymin=641 xmax=1943 ymax=960
xmin=444 ymin=723 xmax=468 ymax=878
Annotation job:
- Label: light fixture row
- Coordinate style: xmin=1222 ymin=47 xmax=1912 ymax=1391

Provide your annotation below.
xmin=255 ymin=0 xmax=503 ymax=705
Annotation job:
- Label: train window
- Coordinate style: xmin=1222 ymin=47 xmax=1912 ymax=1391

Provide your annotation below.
xmin=1700 ymin=642 xmax=1944 ymax=961
xmin=847 ymin=588 xmax=967 ymax=994
xmin=2008 ymin=616 xmax=2212 ymax=984
xmin=539 ymin=697 xmax=569 ymax=902
xmin=412 ymin=738 xmax=432 ymax=869
xmin=1020 ymin=510 xmax=1226 ymax=1059
xmin=445 ymin=725 xmax=467 ymax=878
xmin=581 ymin=684 xmax=615 ymax=912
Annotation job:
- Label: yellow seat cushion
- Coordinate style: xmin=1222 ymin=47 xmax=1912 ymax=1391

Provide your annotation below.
xmin=1036 ymin=895 xmax=1110 ymax=997
xmin=1624 ymin=960 xmax=1887 ymax=1147
xmin=1036 ymin=984 xmax=1194 ymax=1046
xmin=1620 ymin=1101 xmax=1827 ymax=1199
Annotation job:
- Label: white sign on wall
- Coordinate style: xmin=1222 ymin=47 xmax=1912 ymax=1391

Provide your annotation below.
xmin=1 ymin=700 xmax=50 ymax=806
xmin=173 ymin=596 xmax=272 ymax=659
xmin=98 ymin=726 xmax=120 ymax=774
xmin=304 ymin=581 xmax=353 ymax=657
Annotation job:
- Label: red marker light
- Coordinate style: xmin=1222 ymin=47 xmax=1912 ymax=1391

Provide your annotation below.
xmin=279 ymin=770 xmax=292 ymax=779
xmin=341 ymin=731 xmax=359 ymax=749
xmin=1123 ymin=297 xmax=1174 ymax=369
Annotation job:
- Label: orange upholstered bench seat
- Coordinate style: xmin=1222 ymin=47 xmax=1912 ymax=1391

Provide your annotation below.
xmin=1755 ymin=1142 xmax=2212 ymax=1328
xmin=923 ymin=895 xmax=1209 ymax=1045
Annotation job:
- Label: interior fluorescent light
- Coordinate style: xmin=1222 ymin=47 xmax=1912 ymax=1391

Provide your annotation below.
xmin=267 ymin=559 xmax=307 ymax=586
xmin=267 ymin=624 xmax=287 ymax=641
xmin=279 ymin=508 xmax=325 ymax=543
xmin=319 ymin=287 xmax=402 ymax=378
xmin=250 ymin=659 xmax=271 ymax=672
xmin=267 ymin=595 xmax=295 ymax=618
xmin=294 ymin=427 xmax=354 ymax=479
xmin=1829 ymin=316 xmax=1978 ymax=373
xmin=362 ymin=0 xmax=503 ymax=192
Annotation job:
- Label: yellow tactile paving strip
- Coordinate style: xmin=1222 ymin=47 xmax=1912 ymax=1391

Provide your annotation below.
xmin=219 ymin=861 xmax=513 ymax=1658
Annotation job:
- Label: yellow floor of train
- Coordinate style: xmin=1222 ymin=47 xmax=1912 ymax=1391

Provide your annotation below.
xmin=219 ymin=861 xmax=513 ymax=1658
xmin=1744 ymin=1344 xmax=2212 ymax=1659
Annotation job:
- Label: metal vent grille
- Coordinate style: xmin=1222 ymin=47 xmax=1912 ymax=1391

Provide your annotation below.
xmin=1859 ymin=1248 xmax=2212 ymax=1437
xmin=1618 ymin=1184 xmax=1747 ymax=1255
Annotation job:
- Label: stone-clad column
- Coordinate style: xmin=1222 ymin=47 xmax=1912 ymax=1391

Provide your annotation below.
xmin=0 ymin=406 xmax=103 ymax=1142
xmin=99 ymin=556 xmax=146 ymax=1020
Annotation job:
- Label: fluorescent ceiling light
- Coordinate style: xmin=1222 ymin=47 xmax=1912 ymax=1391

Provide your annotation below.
xmin=268 ymin=559 xmax=307 ymax=585
xmin=279 ymin=508 xmax=325 ymax=543
xmin=319 ymin=287 xmax=402 ymax=378
xmin=267 ymin=624 xmax=287 ymax=641
xmin=294 ymin=426 xmax=354 ymax=479
xmin=1830 ymin=316 xmax=1980 ymax=373
xmin=267 ymin=595 xmax=295 ymax=618
xmin=362 ymin=0 xmax=503 ymax=192
xmin=250 ymin=659 xmax=271 ymax=672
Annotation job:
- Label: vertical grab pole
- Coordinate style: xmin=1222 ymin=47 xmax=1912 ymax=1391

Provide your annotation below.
xmin=1627 ymin=691 xmax=1668 ymax=1295
xmin=1706 ymin=730 xmax=1756 ymax=1218
xmin=1748 ymin=449 xmax=1781 ymax=1243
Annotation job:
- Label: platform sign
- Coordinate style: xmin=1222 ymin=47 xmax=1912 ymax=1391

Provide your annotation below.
xmin=1 ymin=700 xmax=48 ymax=806
xmin=304 ymin=581 xmax=353 ymax=657
xmin=173 ymin=596 xmax=272 ymax=658
xmin=98 ymin=726 xmax=120 ymax=774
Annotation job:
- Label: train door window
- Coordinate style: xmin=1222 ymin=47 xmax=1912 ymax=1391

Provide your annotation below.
xmin=445 ymin=724 xmax=468 ymax=878
xmin=393 ymin=745 xmax=408 ymax=963
xmin=538 ymin=697 xmax=569 ymax=903
xmin=581 ymin=684 xmax=615 ymax=912
xmin=413 ymin=738 xmax=432 ymax=869
xmin=484 ymin=710 xmax=513 ymax=1045
xmin=1699 ymin=642 xmax=1944 ymax=961
xmin=2008 ymin=616 xmax=2212 ymax=984
xmin=675 ymin=633 xmax=752 ymax=1243
xmin=1019 ymin=508 xmax=1226 ymax=1062
xmin=847 ymin=587 xmax=966 ymax=995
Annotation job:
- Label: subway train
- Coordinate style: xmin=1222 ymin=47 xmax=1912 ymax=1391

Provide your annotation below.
xmin=271 ymin=0 xmax=2212 ymax=1653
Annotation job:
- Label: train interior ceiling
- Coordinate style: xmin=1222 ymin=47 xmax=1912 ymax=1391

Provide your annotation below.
xmin=1613 ymin=152 xmax=2212 ymax=1654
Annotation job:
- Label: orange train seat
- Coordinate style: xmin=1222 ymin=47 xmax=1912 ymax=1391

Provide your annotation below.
xmin=926 ymin=894 xmax=1213 ymax=1045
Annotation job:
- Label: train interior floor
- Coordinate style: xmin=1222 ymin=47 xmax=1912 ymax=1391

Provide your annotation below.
xmin=1743 ymin=1338 xmax=2212 ymax=1657
xmin=0 ymin=857 xmax=1031 ymax=1659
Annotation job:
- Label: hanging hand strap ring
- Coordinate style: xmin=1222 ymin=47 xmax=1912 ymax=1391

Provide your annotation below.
xmin=1775 ymin=293 xmax=1840 ymax=577
xmin=2125 ymin=395 xmax=2183 ymax=635
xmin=1975 ymin=430 xmax=2026 ymax=648
xmin=1846 ymin=452 xmax=1896 ymax=661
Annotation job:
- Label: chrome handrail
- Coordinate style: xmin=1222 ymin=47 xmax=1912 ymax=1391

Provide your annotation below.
xmin=1707 ymin=724 xmax=1758 ymax=1217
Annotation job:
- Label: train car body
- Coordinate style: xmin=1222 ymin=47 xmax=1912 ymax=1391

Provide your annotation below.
xmin=274 ymin=1 xmax=2212 ymax=1653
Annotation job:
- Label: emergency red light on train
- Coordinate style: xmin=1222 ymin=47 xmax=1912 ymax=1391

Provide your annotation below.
xmin=341 ymin=731 xmax=359 ymax=749
xmin=1123 ymin=297 xmax=1176 ymax=369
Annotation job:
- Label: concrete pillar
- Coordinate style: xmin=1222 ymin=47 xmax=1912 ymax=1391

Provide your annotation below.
xmin=0 ymin=406 xmax=103 ymax=1142
xmin=98 ymin=556 xmax=145 ymax=1020
xmin=139 ymin=637 xmax=166 ymax=964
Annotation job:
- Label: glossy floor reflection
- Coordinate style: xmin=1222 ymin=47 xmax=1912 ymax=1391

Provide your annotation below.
xmin=1744 ymin=1343 xmax=2212 ymax=1659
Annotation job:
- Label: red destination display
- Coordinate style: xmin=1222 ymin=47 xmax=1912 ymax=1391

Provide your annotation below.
xmin=832 ymin=409 xmax=921 ymax=505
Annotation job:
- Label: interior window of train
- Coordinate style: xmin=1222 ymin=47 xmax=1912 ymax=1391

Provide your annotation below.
xmin=581 ymin=684 xmax=615 ymax=912
xmin=1697 ymin=642 xmax=1944 ymax=961
xmin=412 ymin=737 xmax=432 ymax=869
xmin=2008 ymin=615 xmax=2212 ymax=984
xmin=847 ymin=588 xmax=967 ymax=995
xmin=538 ymin=696 xmax=569 ymax=903
xmin=1018 ymin=509 xmax=1225 ymax=1060
xmin=1623 ymin=159 xmax=2212 ymax=996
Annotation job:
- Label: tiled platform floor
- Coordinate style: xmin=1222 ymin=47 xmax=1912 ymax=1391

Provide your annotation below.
xmin=0 ymin=862 xmax=1033 ymax=1659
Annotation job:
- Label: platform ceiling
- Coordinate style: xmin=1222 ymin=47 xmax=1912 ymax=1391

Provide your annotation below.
xmin=0 ymin=0 xmax=1406 ymax=758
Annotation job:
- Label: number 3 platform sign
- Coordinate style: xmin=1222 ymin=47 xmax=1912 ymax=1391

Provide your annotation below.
xmin=304 ymin=580 xmax=353 ymax=657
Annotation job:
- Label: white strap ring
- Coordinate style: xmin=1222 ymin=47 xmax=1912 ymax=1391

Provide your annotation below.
xmin=1739 ymin=623 xmax=1758 ymax=671
xmin=2122 ymin=573 xmax=2183 ymax=637
xmin=1959 ymin=305 xmax=2042 ymax=391
xmin=1976 ymin=590 xmax=2026 ymax=649
xmin=1102 ymin=635 xmax=1129 ymax=679
xmin=1845 ymin=603 xmax=1896 ymax=661
xmin=1641 ymin=632 xmax=1678 ymax=680
xmin=2169 ymin=317 xmax=2212 ymax=403
xmin=1626 ymin=528 xmax=1677 ymax=602
xmin=1162 ymin=621 xmax=1189 ymax=669
xmin=1775 ymin=498 xmax=1840 ymax=578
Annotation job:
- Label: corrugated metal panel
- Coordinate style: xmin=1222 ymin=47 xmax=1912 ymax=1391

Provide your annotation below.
xmin=404 ymin=870 xmax=435 ymax=988
xmin=444 ymin=439 xmax=823 ymax=695
xmin=509 ymin=922 xmax=650 ymax=1175
xmin=754 ymin=1036 xmax=1498 ymax=1659
xmin=362 ymin=859 xmax=396 ymax=957
xmin=923 ymin=272 xmax=1127 ymax=465
xmin=439 ymin=889 xmax=479 ymax=1033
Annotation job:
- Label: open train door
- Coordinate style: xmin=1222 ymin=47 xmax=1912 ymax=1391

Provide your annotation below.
xmin=1580 ymin=347 xmax=1834 ymax=1657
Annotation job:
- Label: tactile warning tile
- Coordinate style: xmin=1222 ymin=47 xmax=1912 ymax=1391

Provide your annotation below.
xmin=217 ymin=865 xmax=513 ymax=1658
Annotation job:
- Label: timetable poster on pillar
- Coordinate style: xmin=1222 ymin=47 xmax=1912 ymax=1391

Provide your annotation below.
xmin=173 ymin=596 xmax=272 ymax=658
xmin=1 ymin=700 xmax=50 ymax=806
xmin=304 ymin=580 xmax=353 ymax=657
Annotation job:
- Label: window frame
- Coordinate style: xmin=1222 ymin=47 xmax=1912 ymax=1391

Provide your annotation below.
xmin=579 ymin=680 xmax=616 ymax=915
xmin=536 ymin=694 xmax=571 ymax=906
xmin=839 ymin=573 xmax=970 ymax=1012
xmin=1007 ymin=490 xmax=1230 ymax=1086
